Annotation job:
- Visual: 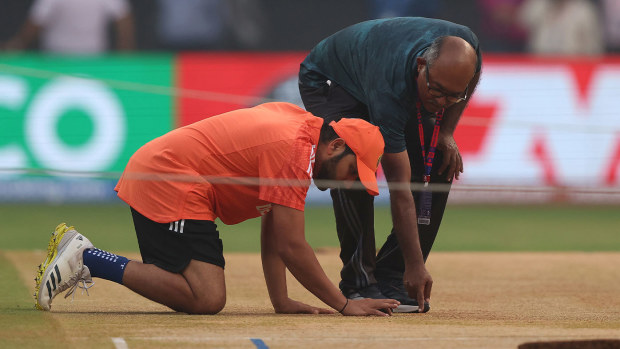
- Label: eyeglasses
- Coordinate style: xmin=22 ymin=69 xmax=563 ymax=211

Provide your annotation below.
xmin=425 ymin=62 xmax=468 ymax=104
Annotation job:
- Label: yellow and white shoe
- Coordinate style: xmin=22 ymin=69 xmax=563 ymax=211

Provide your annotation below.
xmin=34 ymin=223 xmax=94 ymax=311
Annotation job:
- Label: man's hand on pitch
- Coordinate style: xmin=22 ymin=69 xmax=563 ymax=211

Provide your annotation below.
xmin=342 ymin=298 xmax=400 ymax=316
xmin=437 ymin=132 xmax=463 ymax=181
xmin=273 ymin=298 xmax=334 ymax=314
xmin=404 ymin=264 xmax=433 ymax=313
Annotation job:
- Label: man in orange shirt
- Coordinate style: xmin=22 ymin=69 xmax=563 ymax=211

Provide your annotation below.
xmin=33 ymin=102 xmax=399 ymax=316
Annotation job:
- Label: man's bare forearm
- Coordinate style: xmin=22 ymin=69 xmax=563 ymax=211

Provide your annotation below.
xmin=115 ymin=15 xmax=135 ymax=51
xmin=382 ymin=151 xmax=425 ymax=268
xmin=261 ymin=218 xmax=289 ymax=308
xmin=266 ymin=205 xmax=347 ymax=311
xmin=278 ymin=240 xmax=348 ymax=310
xmin=389 ymin=185 xmax=425 ymax=267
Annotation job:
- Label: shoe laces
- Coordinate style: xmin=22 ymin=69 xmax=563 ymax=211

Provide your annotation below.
xmin=62 ymin=267 xmax=95 ymax=301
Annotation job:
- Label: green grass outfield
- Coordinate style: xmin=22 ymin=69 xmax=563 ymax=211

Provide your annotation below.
xmin=1 ymin=203 xmax=618 ymax=252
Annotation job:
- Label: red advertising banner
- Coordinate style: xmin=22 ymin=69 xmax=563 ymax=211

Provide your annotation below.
xmin=175 ymin=53 xmax=620 ymax=202
xmin=176 ymin=52 xmax=306 ymax=126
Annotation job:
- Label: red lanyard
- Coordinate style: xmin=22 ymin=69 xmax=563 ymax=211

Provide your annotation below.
xmin=416 ymin=101 xmax=444 ymax=184
xmin=415 ymin=101 xmax=444 ymax=225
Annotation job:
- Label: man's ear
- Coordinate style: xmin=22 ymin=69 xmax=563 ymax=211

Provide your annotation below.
xmin=416 ymin=57 xmax=426 ymax=74
xmin=328 ymin=138 xmax=347 ymax=156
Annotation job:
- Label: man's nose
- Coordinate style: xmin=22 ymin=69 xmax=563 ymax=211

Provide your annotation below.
xmin=436 ymin=96 xmax=451 ymax=107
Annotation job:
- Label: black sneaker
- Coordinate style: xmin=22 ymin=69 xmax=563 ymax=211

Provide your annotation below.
xmin=341 ymin=283 xmax=387 ymax=300
xmin=377 ymin=278 xmax=430 ymax=313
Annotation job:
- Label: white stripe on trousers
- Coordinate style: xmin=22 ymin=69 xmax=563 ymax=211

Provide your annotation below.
xmin=169 ymin=219 xmax=186 ymax=233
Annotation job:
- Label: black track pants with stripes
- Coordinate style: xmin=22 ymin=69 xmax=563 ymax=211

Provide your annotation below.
xmin=333 ymin=115 xmax=452 ymax=289
xmin=299 ymin=81 xmax=452 ymax=290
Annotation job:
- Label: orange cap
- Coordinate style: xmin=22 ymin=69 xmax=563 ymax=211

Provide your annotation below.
xmin=330 ymin=119 xmax=385 ymax=196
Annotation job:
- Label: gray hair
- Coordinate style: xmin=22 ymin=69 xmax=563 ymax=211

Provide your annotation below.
xmin=421 ymin=36 xmax=447 ymax=66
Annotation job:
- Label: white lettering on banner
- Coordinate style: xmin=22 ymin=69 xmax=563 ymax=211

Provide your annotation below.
xmin=462 ymin=65 xmax=620 ymax=187
xmin=25 ymin=77 xmax=126 ymax=172
xmin=0 ymin=76 xmax=28 ymax=173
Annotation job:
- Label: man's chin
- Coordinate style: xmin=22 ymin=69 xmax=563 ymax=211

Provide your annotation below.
xmin=423 ymin=101 xmax=441 ymax=113
xmin=316 ymin=186 xmax=328 ymax=192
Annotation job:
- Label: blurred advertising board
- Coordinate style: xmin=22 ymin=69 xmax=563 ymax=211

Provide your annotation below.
xmin=177 ymin=53 xmax=620 ymax=204
xmin=0 ymin=55 xmax=173 ymax=202
xmin=1 ymin=53 xmax=619 ymax=203
xmin=450 ymin=56 xmax=620 ymax=203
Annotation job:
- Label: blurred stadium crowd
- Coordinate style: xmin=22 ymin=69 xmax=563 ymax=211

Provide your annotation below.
xmin=1 ymin=0 xmax=619 ymax=55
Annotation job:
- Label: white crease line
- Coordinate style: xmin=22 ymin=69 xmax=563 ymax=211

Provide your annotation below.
xmin=111 ymin=337 xmax=128 ymax=349
xmin=128 ymin=335 xmax=618 ymax=343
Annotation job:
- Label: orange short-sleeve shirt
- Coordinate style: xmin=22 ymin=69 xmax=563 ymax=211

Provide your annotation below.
xmin=115 ymin=102 xmax=323 ymax=225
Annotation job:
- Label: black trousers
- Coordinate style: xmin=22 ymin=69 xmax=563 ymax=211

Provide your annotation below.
xmin=299 ymin=82 xmax=451 ymax=290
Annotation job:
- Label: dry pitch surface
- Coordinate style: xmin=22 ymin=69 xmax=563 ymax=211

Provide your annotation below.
xmin=4 ymin=250 xmax=620 ymax=349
